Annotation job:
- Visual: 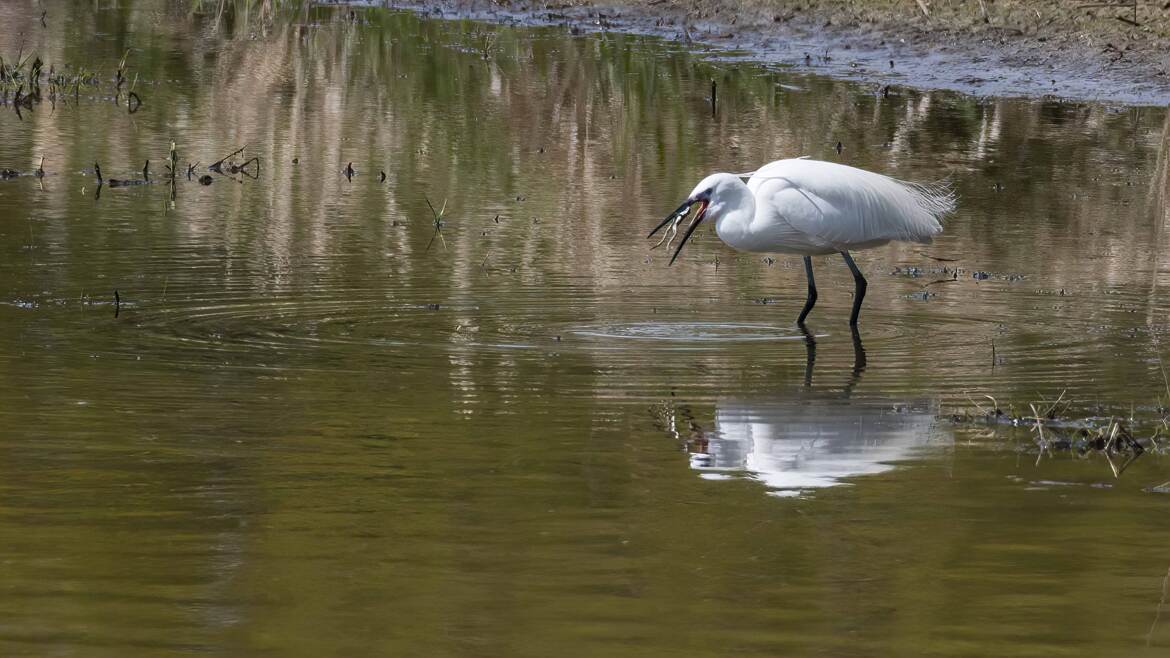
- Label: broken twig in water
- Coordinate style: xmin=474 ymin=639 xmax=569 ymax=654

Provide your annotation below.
xmin=166 ymin=142 xmax=177 ymax=179
xmin=424 ymin=196 xmax=448 ymax=253
xmin=209 ymin=144 xmax=247 ymax=173
xmin=233 ymin=157 xmax=259 ymax=178
xmin=115 ymin=49 xmax=130 ymax=94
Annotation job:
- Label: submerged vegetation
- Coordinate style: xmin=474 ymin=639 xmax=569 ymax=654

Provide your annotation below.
xmin=955 ymin=393 xmax=1170 ymax=478
xmin=0 ymin=51 xmax=103 ymax=116
xmin=0 ymin=43 xmax=143 ymax=119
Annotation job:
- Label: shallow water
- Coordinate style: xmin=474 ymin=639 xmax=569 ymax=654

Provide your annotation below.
xmin=2 ymin=2 xmax=1170 ymax=656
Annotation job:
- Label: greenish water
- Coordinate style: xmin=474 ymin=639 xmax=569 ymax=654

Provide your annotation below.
xmin=2 ymin=2 xmax=1170 ymax=656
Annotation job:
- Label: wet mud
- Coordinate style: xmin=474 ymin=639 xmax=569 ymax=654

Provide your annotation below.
xmin=386 ymin=0 xmax=1170 ymax=105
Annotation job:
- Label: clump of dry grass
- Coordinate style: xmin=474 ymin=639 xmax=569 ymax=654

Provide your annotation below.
xmin=953 ymin=389 xmax=1170 ymax=477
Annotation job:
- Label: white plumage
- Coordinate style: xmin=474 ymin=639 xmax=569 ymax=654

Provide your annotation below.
xmin=650 ymin=158 xmax=955 ymax=326
xmin=738 ymin=158 xmax=951 ymax=253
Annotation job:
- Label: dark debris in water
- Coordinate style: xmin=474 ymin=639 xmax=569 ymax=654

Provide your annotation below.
xmin=208 ymin=145 xmax=259 ymax=178
xmin=976 ymin=270 xmax=1026 ymax=281
xmin=649 ymin=399 xmax=711 ymax=459
xmin=84 ymin=144 xmax=262 ymax=196
xmin=892 ymin=265 xmax=927 ymax=277
xmin=0 ymin=156 xmax=45 ymax=179
xmin=890 ymin=265 xmax=1024 ymax=282
xmin=952 ymin=393 xmax=1168 ymax=479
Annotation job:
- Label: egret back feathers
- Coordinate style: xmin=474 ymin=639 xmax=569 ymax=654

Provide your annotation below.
xmin=699 ymin=159 xmax=954 ymax=255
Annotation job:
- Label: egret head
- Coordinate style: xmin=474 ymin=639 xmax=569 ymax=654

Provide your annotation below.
xmin=648 ymin=173 xmax=744 ymax=265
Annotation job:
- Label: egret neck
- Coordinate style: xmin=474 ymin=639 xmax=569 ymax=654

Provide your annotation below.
xmin=709 ymin=176 xmax=759 ymax=252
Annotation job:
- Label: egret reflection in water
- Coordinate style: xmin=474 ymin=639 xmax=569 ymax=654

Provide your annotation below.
xmin=692 ymin=397 xmax=940 ymax=496
xmin=668 ymin=331 xmax=942 ymax=496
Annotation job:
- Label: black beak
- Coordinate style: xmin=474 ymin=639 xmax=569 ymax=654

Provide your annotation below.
xmin=647 ymin=199 xmax=695 ymax=239
xmin=668 ymin=200 xmax=708 ymax=266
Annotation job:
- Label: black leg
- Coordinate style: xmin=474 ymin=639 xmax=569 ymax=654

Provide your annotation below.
xmin=797 ymin=256 xmax=817 ymax=326
xmin=798 ymin=324 xmax=816 ymax=387
xmin=850 ymin=326 xmax=867 ymax=376
xmin=841 ymin=326 xmax=867 ymax=397
xmin=840 ymin=251 xmax=867 ymax=327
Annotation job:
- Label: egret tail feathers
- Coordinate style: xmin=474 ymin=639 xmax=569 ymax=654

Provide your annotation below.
xmin=897 ymin=177 xmax=957 ymax=221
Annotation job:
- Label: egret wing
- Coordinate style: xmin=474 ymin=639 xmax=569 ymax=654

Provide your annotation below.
xmin=744 ymin=182 xmax=841 ymax=253
xmin=748 ymin=159 xmax=951 ymax=249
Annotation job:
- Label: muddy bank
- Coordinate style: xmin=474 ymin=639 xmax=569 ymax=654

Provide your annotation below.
xmin=384 ymin=0 xmax=1170 ymax=105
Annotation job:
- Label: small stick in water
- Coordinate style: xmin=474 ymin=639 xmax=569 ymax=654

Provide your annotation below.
xmin=115 ymin=49 xmax=130 ymax=94
xmin=345 ymin=162 xmax=355 ymax=181
xmin=710 ymin=79 xmax=717 ymax=117
xmin=114 ymin=290 xmax=120 ymax=318
xmin=210 ymin=145 xmax=247 ymax=173
xmin=235 ymin=157 xmax=260 ymax=178
xmin=424 ymin=196 xmax=448 ymax=253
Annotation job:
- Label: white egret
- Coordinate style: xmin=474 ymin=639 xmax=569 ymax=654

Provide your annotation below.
xmin=650 ymin=158 xmax=955 ymax=326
